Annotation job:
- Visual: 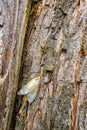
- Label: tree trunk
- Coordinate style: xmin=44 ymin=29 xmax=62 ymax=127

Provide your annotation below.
xmin=0 ymin=0 xmax=87 ymax=130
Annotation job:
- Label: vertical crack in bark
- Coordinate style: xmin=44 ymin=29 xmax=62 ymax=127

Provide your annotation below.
xmin=6 ymin=0 xmax=32 ymax=130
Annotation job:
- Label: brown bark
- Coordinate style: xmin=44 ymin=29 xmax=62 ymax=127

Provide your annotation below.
xmin=0 ymin=0 xmax=87 ymax=130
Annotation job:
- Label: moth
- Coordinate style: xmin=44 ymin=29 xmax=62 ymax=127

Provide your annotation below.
xmin=18 ymin=76 xmax=41 ymax=103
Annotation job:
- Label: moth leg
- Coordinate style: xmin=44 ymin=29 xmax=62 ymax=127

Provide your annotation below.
xmin=18 ymin=95 xmax=27 ymax=115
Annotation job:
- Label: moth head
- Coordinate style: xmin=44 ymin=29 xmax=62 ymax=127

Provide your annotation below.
xmin=35 ymin=76 xmax=40 ymax=81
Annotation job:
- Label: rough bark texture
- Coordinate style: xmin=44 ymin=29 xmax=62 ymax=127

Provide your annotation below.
xmin=0 ymin=0 xmax=87 ymax=130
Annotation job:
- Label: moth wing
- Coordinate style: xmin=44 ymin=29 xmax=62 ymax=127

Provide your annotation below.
xmin=17 ymin=78 xmax=40 ymax=95
xmin=27 ymin=90 xmax=37 ymax=103
xmin=17 ymin=83 xmax=31 ymax=95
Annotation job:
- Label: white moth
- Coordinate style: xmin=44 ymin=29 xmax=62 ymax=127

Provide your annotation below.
xmin=18 ymin=76 xmax=41 ymax=103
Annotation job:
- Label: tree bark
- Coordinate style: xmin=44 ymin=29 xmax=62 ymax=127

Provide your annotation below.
xmin=0 ymin=0 xmax=87 ymax=130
